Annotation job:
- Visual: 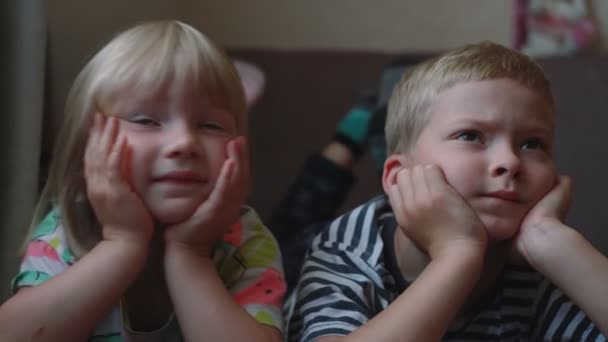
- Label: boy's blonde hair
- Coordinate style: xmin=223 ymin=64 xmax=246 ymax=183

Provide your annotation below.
xmin=27 ymin=20 xmax=247 ymax=257
xmin=386 ymin=41 xmax=554 ymax=155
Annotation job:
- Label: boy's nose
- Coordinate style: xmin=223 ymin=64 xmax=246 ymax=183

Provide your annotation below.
xmin=490 ymin=146 xmax=521 ymax=178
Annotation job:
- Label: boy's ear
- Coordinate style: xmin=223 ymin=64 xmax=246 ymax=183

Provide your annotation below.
xmin=382 ymin=154 xmax=409 ymax=195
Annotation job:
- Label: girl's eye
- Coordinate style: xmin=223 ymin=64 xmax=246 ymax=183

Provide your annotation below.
xmin=522 ymin=138 xmax=545 ymax=150
xmin=199 ymin=122 xmax=225 ymax=131
xmin=456 ymin=131 xmax=482 ymax=143
xmin=130 ymin=116 xmax=160 ymax=127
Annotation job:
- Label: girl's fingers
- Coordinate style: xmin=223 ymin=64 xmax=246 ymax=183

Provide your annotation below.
xmin=121 ymin=143 xmax=135 ymax=191
xmin=84 ymin=114 xmax=106 ymax=178
xmin=205 ymin=157 xmax=235 ymax=212
xmin=99 ymin=116 xmax=119 ymax=159
xmin=87 ymin=113 xmax=102 ymax=146
xmin=231 ymin=137 xmax=250 ymax=194
xmin=107 ymin=135 xmax=127 ymax=180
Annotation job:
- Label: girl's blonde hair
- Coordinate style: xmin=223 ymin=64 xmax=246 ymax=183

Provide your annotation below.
xmin=386 ymin=41 xmax=554 ymax=155
xmin=27 ymin=20 xmax=247 ymax=258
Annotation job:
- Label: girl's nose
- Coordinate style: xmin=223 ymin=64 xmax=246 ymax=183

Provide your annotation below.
xmin=165 ymin=125 xmax=201 ymax=159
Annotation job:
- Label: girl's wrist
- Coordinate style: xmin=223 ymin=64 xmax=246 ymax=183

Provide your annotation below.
xmin=103 ymin=225 xmax=153 ymax=246
xmin=164 ymin=239 xmax=214 ymax=262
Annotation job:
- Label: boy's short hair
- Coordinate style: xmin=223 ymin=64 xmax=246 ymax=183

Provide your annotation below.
xmin=385 ymin=41 xmax=554 ymax=154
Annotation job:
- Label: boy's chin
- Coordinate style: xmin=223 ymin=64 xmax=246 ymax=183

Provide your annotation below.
xmin=480 ymin=214 xmax=522 ymax=241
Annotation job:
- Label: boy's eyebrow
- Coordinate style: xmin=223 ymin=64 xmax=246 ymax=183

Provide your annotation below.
xmin=444 ymin=117 xmax=554 ymax=135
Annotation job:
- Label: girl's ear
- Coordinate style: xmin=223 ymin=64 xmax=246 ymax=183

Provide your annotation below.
xmin=381 ymin=154 xmax=409 ymax=195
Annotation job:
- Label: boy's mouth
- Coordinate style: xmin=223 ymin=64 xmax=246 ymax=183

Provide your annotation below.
xmin=484 ymin=190 xmax=521 ymax=203
xmin=154 ymin=170 xmax=205 ymax=184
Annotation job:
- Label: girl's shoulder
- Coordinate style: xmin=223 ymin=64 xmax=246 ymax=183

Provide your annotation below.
xmin=29 ymin=209 xmax=63 ymax=240
xmin=225 ymin=206 xmax=276 ymax=244
xmin=214 ymin=206 xmax=283 ymax=280
xmin=24 ymin=209 xmax=75 ymax=265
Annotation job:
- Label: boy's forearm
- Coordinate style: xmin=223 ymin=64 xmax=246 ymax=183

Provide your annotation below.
xmin=337 ymin=246 xmax=484 ymax=342
xmin=164 ymin=244 xmax=281 ymax=342
xmin=0 ymin=239 xmax=148 ymax=342
xmin=530 ymin=224 xmax=608 ymax=335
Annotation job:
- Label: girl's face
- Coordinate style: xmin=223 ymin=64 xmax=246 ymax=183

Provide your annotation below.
xmin=106 ymin=85 xmax=238 ymax=225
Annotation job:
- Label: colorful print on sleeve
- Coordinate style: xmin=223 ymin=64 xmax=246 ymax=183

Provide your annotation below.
xmin=12 ymin=210 xmax=74 ymax=292
xmin=214 ymin=207 xmax=287 ymax=331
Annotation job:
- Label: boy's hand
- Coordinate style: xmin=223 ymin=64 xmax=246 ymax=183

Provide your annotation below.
xmin=387 ymin=165 xmax=487 ymax=259
xmin=85 ymin=114 xmax=153 ymax=244
xmin=513 ymin=176 xmax=572 ymax=266
xmin=164 ymin=137 xmax=249 ymax=257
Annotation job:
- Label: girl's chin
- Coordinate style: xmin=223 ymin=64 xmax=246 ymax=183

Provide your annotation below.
xmin=149 ymin=201 xmax=201 ymax=226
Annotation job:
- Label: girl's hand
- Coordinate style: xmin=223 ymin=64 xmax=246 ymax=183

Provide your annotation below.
xmin=164 ymin=137 xmax=250 ymax=257
xmin=387 ymin=164 xmax=487 ymax=259
xmin=84 ymin=113 xmax=154 ymax=244
xmin=513 ymin=176 xmax=572 ymax=266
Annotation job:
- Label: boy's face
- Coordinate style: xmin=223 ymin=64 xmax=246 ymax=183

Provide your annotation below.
xmin=107 ymin=84 xmax=238 ymax=225
xmin=404 ymin=79 xmax=555 ymax=241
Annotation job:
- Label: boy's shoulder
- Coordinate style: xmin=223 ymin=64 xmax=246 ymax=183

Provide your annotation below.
xmin=310 ymin=194 xmax=395 ymax=262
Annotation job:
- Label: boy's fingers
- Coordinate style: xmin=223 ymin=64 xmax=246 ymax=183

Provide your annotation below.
xmin=551 ymin=175 xmax=572 ymax=217
xmin=388 ymin=182 xmax=407 ymax=226
xmin=397 ymin=168 xmax=415 ymax=215
xmin=412 ymin=165 xmax=430 ymax=207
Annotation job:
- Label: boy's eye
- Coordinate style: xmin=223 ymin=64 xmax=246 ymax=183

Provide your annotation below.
xmin=455 ymin=131 xmax=481 ymax=143
xmin=522 ymin=138 xmax=544 ymax=150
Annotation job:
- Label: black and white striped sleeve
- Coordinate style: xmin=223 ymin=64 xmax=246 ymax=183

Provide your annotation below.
xmin=284 ymin=202 xmax=388 ymax=342
xmin=532 ymin=279 xmax=606 ymax=341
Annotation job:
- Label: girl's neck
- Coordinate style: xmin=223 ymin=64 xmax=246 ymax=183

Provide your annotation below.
xmin=123 ymin=227 xmax=173 ymax=332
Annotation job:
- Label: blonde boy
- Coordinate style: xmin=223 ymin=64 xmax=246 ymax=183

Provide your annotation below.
xmin=285 ymin=42 xmax=608 ymax=341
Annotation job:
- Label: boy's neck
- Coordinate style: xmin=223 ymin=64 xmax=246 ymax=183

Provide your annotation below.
xmin=393 ymin=228 xmax=510 ymax=297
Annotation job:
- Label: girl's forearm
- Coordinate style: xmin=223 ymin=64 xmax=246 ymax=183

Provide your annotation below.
xmin=164 ymin=244 xmax=281 ymax=342
xmin=0 ymin=239 xmax=148 ymax=342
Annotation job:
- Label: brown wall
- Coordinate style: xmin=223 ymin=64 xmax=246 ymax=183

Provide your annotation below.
xmin=46 ymin=0 xmax=518 ymax=144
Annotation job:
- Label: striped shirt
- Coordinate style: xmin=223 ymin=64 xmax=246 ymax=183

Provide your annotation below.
xmin=284 ymin=195 xmax=606 ymax=342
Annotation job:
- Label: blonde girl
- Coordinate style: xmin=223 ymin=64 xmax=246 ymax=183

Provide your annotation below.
xmin=0 ymin=20 xmax=285 ymax=342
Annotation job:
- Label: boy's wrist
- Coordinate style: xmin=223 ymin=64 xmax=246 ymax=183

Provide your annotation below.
xmin=429 ymin=238 xmax=487 ymax=262
xmin=520 ymin=221 xmax=580 ymax=269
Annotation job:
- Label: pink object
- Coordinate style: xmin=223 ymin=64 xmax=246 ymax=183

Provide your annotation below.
xmin=234 ymin=60 xmax=266 ymax=109
xmin=233 ymin=268 xmax=285 ymax=307
xmin=24 ymin=240 xmax=62 ymax=262
xmin=223 ymin=220 xmax=243 ymax=246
